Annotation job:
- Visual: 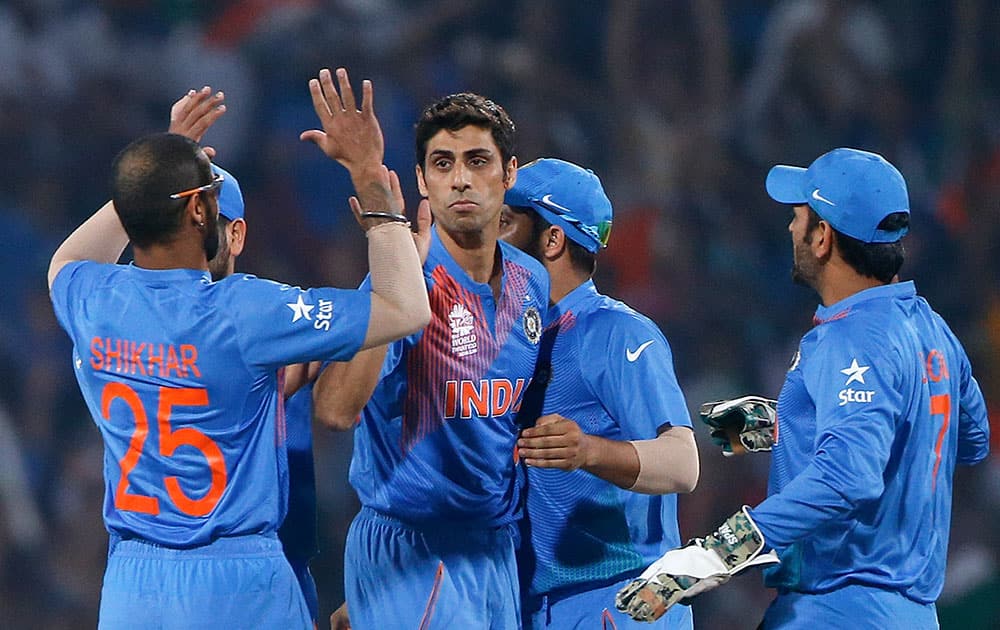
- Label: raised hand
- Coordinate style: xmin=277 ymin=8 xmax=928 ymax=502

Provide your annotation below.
xmin=300 ymin=68 xmax=384 ymax=174
xmin=169 ymin=87 xmax=226 ymax=143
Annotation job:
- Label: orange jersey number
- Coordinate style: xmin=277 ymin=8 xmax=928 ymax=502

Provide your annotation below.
xmin=101 ymin=383 xmax=227 ymax=517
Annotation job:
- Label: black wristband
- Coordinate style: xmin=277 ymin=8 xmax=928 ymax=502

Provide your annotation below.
xmin=360 ymin=211 xmax=409 ymax=223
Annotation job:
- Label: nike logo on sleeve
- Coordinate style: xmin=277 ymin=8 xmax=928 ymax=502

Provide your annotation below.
xmin=626 ymin=340 xmax=655 ymax=362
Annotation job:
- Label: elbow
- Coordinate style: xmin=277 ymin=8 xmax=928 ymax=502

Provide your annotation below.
xmin=409 ymin=301 xmax=432 ymax=335
xmin=675 ymin=446 xmax=700 ymax=494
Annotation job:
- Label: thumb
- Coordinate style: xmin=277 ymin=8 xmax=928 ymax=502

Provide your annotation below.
xmin=414 ymin=199 xmax=433 ymax=264
xmin=415 ymin=198 xmax=432 ymax=235
xmin=299 ymin=129 xmax=325 ymax=145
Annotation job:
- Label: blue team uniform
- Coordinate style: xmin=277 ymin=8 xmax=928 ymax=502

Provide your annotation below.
xmin=748 ymin=281 xmax=990 ymax=627
xmin=280 ymin=382 xmax=320 ymax=623
xmin=50 ymin=262 xmax=369 ymax=629
xmin=519 ymin=280 xmax=693 ymax=630
xmin=345 ymin=228 xmax=549 ymax=630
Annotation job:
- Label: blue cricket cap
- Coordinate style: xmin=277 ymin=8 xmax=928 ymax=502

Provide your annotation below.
xmin=211 ymin=163 xmax=245 ymax=221
xmin=765 ymin=147 xmax=909 ymax=243
xmin=504 ymin=158 xmax=613 ymax=253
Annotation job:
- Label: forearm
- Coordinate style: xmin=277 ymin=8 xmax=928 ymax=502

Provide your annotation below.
xmin=47 ymin=201 xmax=129 ymax=289
xmin=312 ymin=347 xmax=388 ymax=431
xmin=362 ymin=222 xmax=431 ymax=347
xmin=628 ymin=426 xmax=700 ymax=494
xmin=581 ymin=435 xmax=642 ymax=489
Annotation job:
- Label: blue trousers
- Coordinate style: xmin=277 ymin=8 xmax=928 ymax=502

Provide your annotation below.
xmin=99 ymin=534 xmax=311 ymax=629
xmin=523 ymin=577 xmax=693 ymax=630
xmin=344 ymin=507 xmax=520 ymax=630
xmin=761 ymin=584 xmax=938 ymax=629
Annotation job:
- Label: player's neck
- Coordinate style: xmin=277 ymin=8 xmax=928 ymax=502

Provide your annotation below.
xmin=133 ymin=240 xmax=209 ymax=273
xmin=549 ymin=265 xmax=589 ymax=305
xmin=436 ymin=224 xmax=500 ymax=286
xmin=816 ymin=265 xmax=884 ymax=307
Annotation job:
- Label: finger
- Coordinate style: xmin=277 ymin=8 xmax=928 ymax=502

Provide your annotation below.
xmin=348 ymin=195 xmax=364 ymax=225
xmin=186 ymin=103 xmax=226 ymax=139
xmin=387 ymin=169 xmax=404 ymax=215
xmin=336 ymin=67 xmax=357 ymax=112
xmin=534 ymin=414 xmax=563 ymax=427
xmin=520 ymin=422 xmax=566 ymax=439
xmin=170 ymin=90 xmax=196 ymax=121
xmin=308 ymin=77 xmax=333 ymax=122
xmin=203 ymin=146 xmax=216 ymax=159
xmin=319 ymin=68 xmax=344 ymax=113
xmin=361 ymin=79 xmax=374 ymax=116
xmin=189 ymin=89 xmax=223 ymax=120
xmin=413 ymin=199 xmax=432 ymax=264
xmin=522 ymin=454 xmax=574 ymax=468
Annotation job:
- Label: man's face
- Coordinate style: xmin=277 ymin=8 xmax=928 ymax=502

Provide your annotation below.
xmin=416 ymin=125 xmax=515 ymax=239
xmin=789 ymin=204 xmax=819 ymax=287
xmin=499 ymin=205 xmax=544 ymax=261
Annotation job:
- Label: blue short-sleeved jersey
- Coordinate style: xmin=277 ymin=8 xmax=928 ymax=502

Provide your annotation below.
xmin=50 ymin=262 xmax=369 ymax=548
xmin=350 ymin=228 xmax=549 ymax=527
xmin=749 ymin=281 xmax=990 ymax=603
xmin=521 ymin=281 xmax=692 ymax=597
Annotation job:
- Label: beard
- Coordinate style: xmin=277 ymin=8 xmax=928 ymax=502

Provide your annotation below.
xmin=202 ymin=206 xmax=220 ymax=263
xmin=790 ymin=239 xmax=818 ymax=288
xmin=207 ymin=223 xmax=231 ymax=281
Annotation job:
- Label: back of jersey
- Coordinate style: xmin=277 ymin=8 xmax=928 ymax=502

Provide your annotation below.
xmin=899 ymin=293 xmax=988 ymax=599
xmin=52 ymin=263 xmax=369 ymax=548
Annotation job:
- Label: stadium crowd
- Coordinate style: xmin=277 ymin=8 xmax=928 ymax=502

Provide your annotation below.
xmin=1 ymin=0 xmax=997 ymax=627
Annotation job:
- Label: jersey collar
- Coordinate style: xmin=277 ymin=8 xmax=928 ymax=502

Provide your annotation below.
xmin=127 ymin=263 xmax=212 ymax=284
xmin=814 ymin=280 xmax=916 ymax=323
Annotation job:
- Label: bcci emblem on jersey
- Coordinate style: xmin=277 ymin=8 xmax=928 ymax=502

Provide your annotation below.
xmin=523 ymin=306 xmax=541 ymax=344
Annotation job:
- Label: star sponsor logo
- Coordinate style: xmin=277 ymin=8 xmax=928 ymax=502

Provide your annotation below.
xmin=840 ymin=358 xmax=869 ymax=385
xmin=286 ymin=294 xmax=315 ymax=323
xmin=838 ymin=358 xmax=875 ymax=406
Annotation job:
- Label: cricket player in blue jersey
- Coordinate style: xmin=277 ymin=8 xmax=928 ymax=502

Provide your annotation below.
xmin=206 ymin=157 xmax=323 ymax=625
xmin=499 ymin=158 xmax=699 ymax=629
xmin=308 ymin=70 xmax=550 ymax=629
xmin=616 ymin=148 xmax=991 ymax=628
xmin=171 ymin=87 xmax=326 ymax=626
xmin=46 ymin=72 xmax=431 ymax=628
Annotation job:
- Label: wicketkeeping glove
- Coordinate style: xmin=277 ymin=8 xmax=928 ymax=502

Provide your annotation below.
xmin=699 ymin=396 xmax=777 ymax=456
xmin=615 ymin=507 xmax=779 ymax=622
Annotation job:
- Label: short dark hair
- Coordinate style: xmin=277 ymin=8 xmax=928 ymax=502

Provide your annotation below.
xmin=807 ymin=207 xmax=907 ymax=282
xmin=512 ymin=206 xmax=597 ymax=276
xmin=415 ymin=93 xmax=516 ymax=168
xmin=111 ymin=133 xmax=211 ymax=248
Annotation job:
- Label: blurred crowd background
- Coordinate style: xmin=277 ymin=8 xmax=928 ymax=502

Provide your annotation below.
xmin=1 ymin=0 xmax=999 ymax=627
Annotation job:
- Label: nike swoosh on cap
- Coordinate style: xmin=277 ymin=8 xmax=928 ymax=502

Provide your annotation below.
xmin=811 ymin=189 xmax=836 ymax=206
xmin=626 ymin=340 xmax=655 ymax=362
xmin=540 ymin=194 xmax=574 ymax=214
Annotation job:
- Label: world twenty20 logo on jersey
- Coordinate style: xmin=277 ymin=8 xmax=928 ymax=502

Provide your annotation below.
xmin=838 ymin=358 xmax=876 ymax=406
xmin=449 ymin=303 xmax=478 ymax=357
